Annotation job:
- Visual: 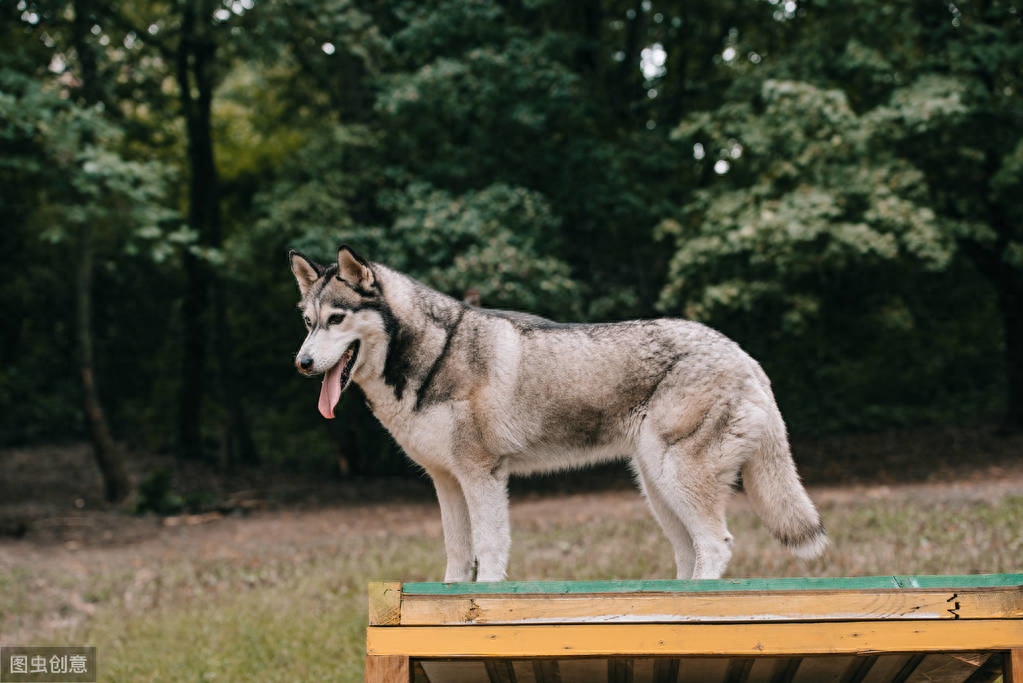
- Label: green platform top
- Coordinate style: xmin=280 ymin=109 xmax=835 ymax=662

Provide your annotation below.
xmin=401 ymin=573 xmax=1023 ymax=595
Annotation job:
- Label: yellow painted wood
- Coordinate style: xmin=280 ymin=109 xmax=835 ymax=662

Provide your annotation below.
xmin=369 ymin=581 xmax=403 ymax=626
xmin=367 ymin=620 xmax=1023 ymax=658
xmin=397 ymin=587 xmax=1023 ymax=625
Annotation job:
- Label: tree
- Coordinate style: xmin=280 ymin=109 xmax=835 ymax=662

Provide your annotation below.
xmin=114 ymin=0 xmax=394 ymax=463
xmin=661 ymin=0 xmax=1023 ymax=430
xmin=85 ymin=0 xmax=264 ymax=461
xmin=1 ymin=4 xmax=175 ymax=499
xmin=6 ymin=0 xmax=1017 ymax=479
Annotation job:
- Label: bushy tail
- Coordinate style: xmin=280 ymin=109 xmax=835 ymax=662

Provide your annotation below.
xmin=742 ymin=407 xmax=827 ymax=559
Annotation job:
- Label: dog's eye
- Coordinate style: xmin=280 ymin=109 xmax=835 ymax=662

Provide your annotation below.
xmin=303 ymin=316 xmax=312 ymax=328
xmin=327 ymin=313 xmax=346 ymax=326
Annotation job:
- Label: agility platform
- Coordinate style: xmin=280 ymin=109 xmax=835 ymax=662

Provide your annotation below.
xmin=365 ymin=574 xmax=1023 ymax=682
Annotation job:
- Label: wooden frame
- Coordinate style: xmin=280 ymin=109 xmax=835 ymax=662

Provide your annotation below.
xmin=365 ymin=574 xmax=1023 ymax=683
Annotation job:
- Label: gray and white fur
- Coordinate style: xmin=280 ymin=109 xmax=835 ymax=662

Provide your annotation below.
xmin=290 ymin=246 xmax=827 ymax=582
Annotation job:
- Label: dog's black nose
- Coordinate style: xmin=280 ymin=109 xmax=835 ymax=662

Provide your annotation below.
xmin=298 ymin=356 xmax=313 ymax=371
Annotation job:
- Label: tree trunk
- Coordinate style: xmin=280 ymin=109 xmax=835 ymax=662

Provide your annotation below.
xmin=964 ymin=231 xmax=1023 ymax=433
xmin=212 ymin=277 xmax=259 ymax=465
xmin=77 ymin=224 xmax=133 ymax=502
xmin=71 ymin=0 xmax=132 ymax=502
xmin=178 ymin=252 xmax=207 ymax=459
xmin=994 ymin=269 xmax=1023 ymax=432
xmin=615 ymin=0 xmax=647 ymax=122
xmin=175 ymin=0 xmax=224 ymax=461
xmin=176 ymin=0 xmax=257 ymax=462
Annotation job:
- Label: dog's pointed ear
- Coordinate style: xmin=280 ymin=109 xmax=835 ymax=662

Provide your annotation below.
xmin=289 ymin=250 xmax=323 ymax=297
xmin=337 ymin=245 xmax=376 ymax=292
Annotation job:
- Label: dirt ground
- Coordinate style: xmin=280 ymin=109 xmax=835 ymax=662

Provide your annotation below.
xmin=1 ymin=426 xmax=1022 ymax=653
xmin=1 ymin=424 xmax=1022 ymax=554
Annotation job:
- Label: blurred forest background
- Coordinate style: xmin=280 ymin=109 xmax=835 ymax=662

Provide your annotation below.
xmin=3 ymin=0 xmax=1022 ymax=502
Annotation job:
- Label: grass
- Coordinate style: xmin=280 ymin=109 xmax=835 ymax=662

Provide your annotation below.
xmin=2 ymin=489 xmax=1022 ymax=681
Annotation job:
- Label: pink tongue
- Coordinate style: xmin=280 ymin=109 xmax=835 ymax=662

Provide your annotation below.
xmin=318 ymin=361 xmax=344 ymax=419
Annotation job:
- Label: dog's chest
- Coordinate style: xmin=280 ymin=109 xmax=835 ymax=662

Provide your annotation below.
xmin=360 ymin=382 xmax=459 ymax=468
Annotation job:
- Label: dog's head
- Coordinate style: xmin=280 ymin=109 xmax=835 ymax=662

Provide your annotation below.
xmin=289 ymin=245 xmax=386 ymax=419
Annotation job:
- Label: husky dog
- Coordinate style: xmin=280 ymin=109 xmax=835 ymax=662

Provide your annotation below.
xmin=290 ymin=246 xmax=827 ymax=582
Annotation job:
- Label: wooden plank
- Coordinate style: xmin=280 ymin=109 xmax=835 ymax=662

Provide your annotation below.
xmin=532 ymin=660 xmax=561 ymax=683
xmin=860 ymin=656 xmax=918 ymax=683
xmin=633 ymin=660 xmax=657 ymax=683
xmin=512 ymin=660 xmax=538 ymax=683
xmin=953 ymin=588 xmax=1023 ymax=619
xmin=724 ymin=658 xmax=754 ymax=683
xmin=366 ymin=654 xmax=410 ymax=683
xmin=370 ymin=581 xmax=403 ymax=626
xmin=412 ymin=661 xmax=431 ymax=683
xmin=398 ymin=587 xmax=1023 ymax=625
xmin=485 ymin=660 xmax=517 ymax=683
xmin=907 ymin=575 xmax=1023 ymax=589
xmin=768 ymin=658 xmax=801 ymax=683
xmin=677 ymin=658 xmax=730 ymax=683
xmin=890 ymin=654 xmax=926 ymax=683
xmin=557 ymin=659 xmax=607 ymax=682
xmin=792 ymin=656 xmax=855 ymax=683
xmin=839 ymin=656 xmax=877 ymax=683
xmin=1006 ymin=649 xmax=1023 ymax=683
xmin=401 ymin=574 xmax=1023 ymax=596
xmin=608 ymin=658 xmax=633 ymax=683
xmin=367 ymin=619 xmax=1023 ymax=659
xmin=745 ymin=658 xmax=780 ymax=683
xmin=420 ymin=661 xmax=487 ymax=683
xmin=962 ymin=654 xmax=1003 ymax=683
xmin=905 ymin=653 xmax=988 ymax=683
xmin=652 ymin=658 xmax=679 ymax=683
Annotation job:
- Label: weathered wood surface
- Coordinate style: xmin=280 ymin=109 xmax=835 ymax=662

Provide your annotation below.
xmin=367 ymin=619 xmax=1023 ymax=658
xmin=408 ymin=654 xmax=999 ymax=683
xmin=398 ymin=587 xmax=1023 ymax=625
xmin=369 ymin=577 xmax=1023 ymax=682
xmin=1006 ymin=648 xmax=1023 ymax=683
xmin=369 ymin=581 xmax=403 ymax=626
xmin=365 ymin=654 xmax=410 ymax=683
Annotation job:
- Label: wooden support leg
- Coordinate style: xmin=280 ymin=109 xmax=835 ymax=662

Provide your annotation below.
xmin=365 ymin=654 xmax=410 ymax=683
xmin=1006 ymin=649 xmax=1023 ymax=683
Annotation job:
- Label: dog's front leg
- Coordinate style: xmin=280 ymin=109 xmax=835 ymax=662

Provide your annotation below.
xmin=457 ymin=463 xmax=510 ymax=582
xmin=427 ymin=467 xmax=475 ymax=582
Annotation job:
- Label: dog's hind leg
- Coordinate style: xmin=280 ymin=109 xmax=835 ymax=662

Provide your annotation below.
xmin=643 ymin=432 xmax=742 ymax=580
xmin=427 ymin=467 xmax=475 ymax=582
xmin=656 ymin=464 xmax=734 ymax=580
xmin=630 ymin=454 xmax=697 ymax=579
xmin=455 ymin=461 xmax=511 ymax=582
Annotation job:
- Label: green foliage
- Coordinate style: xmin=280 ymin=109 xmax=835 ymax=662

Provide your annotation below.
xmin=134 ymin=468 xmax=184 ymax=515
xmin=2 ymin=0 xmax=1021 ymax=463
xmin=654 ymin=0 xmax=1022 ymax=430
xmin=0 ymin=55 xmax=181 ymax=442
xmin=365 ymin=182 xmax=581 ymax=319
xmin=661 ymin=78 xmax=954 ymax=326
